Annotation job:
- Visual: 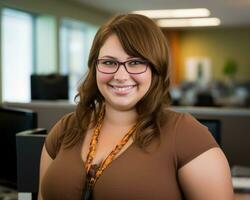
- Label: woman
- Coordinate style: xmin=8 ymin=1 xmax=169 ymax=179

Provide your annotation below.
xmin=38 ymin=14 xmax=234 ymax=200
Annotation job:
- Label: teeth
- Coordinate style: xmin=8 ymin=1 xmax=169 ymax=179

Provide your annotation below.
xmin=112 ymin=85 xmax=134 ymax=92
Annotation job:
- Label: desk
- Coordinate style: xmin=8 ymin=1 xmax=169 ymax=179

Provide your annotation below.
xmin=235 ymin=193 xmax=250 ymax=200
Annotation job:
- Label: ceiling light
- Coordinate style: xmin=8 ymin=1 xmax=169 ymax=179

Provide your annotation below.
xmin=157 ymin=18 xmax=221 ymax=27
xmin=132 ymin=8 xmax=210 ymax=18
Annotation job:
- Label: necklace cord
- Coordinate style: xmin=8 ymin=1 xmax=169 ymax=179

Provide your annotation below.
xmin=84 ymin=109 xmax=137 ymax=188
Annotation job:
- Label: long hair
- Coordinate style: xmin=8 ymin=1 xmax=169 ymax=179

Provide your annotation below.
xmin=63 ymin=14 xmax=171 ymax=149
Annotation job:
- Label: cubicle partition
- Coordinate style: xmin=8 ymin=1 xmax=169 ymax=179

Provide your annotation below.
xmin=3 ymin=101 xmax=75 ymax=131
xmin=3 ymin=101 xmax=250 ymax=167
xmin=0 ymin=106 xmax=37 ymax=189
xmin=16 ymin=128 xmax=47 ymax=200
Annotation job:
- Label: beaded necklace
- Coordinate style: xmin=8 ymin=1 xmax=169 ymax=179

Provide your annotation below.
xmin=82 ymin=109 xmax=137 ymax=200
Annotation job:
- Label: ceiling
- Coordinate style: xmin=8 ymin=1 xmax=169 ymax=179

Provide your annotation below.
xmin=72 ymin=0 xmax=250 ymax=27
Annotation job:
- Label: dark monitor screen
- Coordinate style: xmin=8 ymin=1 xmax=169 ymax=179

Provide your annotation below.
xmin=198 ymin=119 xmax=221 ymax=145
xmin=0 ymin=107 xmax=37 ymax=188
xmin=31 ymin=74 xmax=69 ymax=100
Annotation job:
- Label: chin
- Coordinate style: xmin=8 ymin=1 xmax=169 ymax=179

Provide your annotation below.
xmin=108 ymin=101 xmax=137 ymax=111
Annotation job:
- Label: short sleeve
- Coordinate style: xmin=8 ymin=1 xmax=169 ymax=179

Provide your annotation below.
xmin=45 ymin=112 xmax=75 ymax=159
xmin=174 ymin=113 xmax=219 ymax=169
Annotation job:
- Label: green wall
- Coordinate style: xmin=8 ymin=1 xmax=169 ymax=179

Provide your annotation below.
xmin=179 ymin=27 xmax=250 ymax=81
xmin=0 ymin=0 xmax=112 ymax=102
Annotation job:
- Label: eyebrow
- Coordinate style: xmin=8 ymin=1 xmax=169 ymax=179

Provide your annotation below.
xmin=100 ymin=55 xmax=117 ymax=60
xmin=99 ymin=55 xmax=141 ymax=60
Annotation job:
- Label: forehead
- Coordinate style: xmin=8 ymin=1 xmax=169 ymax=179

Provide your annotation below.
xmin=98 ymin=34 xmax=130 ymax=59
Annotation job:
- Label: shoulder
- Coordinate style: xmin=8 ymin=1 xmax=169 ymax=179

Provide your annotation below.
xmin=56 ymin=111 xmax=77 ymax=130
xmin=161 ymin=109 xmax=210 ymax=135
xmin=48 ymin=111 xmax=78 ymax=137
xmin=161 ymin=109 xmax=219 ymax=169
xmin=160 ymin=109 xmax=194 ymax=131
xmin=45 ymin=112 xmax=77 ymax=159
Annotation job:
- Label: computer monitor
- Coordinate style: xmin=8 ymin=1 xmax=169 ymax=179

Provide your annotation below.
xmin=0 ymin=107 xmax=37 ymax=188
xmin=31 ymin=74 xmax=69 ymax=100
xmin=198 ymin=119 xmax=221 ymax=145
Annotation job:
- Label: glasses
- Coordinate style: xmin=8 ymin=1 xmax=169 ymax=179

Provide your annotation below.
xmin=96 ymin=59 xmax=149 ymax=74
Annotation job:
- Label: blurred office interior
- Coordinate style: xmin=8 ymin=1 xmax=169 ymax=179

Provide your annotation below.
xmin=0 ymin=0 xmax=249 ymax=106
xmin=0 ymin=0 xmax=250 ymax=199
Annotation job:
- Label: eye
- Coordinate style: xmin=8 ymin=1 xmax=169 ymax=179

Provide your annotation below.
xmin=128 ymin=60 xmax=146 ymax=66
xmin=100 ymin=60 xmax=117 ymax=66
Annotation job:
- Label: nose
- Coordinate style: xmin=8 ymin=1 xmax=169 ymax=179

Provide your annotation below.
xmin=113 ymin=64 xmax=130 ymax=81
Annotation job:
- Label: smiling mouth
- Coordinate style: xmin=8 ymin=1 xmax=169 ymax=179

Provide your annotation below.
xmin=108 ymin=84 xmax=137 ymax=93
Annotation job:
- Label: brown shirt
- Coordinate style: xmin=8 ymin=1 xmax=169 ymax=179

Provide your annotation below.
xmin=41 ymin=110 xmax=219 ymax=200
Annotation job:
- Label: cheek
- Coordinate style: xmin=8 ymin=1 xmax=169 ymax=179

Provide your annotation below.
xmin=96 ymin=73 xmax=113 ymax=84
xmin=132 ymin=71 xmax=152 ymax=88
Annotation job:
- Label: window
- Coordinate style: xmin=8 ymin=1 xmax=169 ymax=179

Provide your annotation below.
xmin=1 ymin=9 xmax=97 ymax=103
xmin=1 ymin=9 xmax=57 ymax=102
xmin=60 ymin=18 xmax=97 ymax=102
xmin=1 ymin=8 xmax=33 ymax=102
xmin=34 ymin=15 xmax=57 ymax=74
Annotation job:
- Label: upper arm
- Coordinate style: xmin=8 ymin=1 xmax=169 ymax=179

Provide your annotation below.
xmin=38 ymin=145 xmax=53 ymax=200
xmin=178 ymin=147 xmax=234 ymax=200
xmin=37 ymin=112 xmax=75 ymax=199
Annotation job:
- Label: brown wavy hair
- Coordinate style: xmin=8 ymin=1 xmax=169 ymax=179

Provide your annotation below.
xmin=64 ymin=14 xmax=171 ymax=149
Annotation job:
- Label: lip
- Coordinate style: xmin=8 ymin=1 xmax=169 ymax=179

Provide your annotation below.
xmin=108 ymin=84 xmax=137 ymax=95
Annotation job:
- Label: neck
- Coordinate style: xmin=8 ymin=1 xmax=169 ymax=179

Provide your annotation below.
xmin=103 ymin=104 xmax=138 ymax=127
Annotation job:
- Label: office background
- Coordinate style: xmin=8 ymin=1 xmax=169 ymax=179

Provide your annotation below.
xmin=0 ymin=0 xmax=250 ymax=104
xmin=0 ymin=1 xmax=250 ymax=199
